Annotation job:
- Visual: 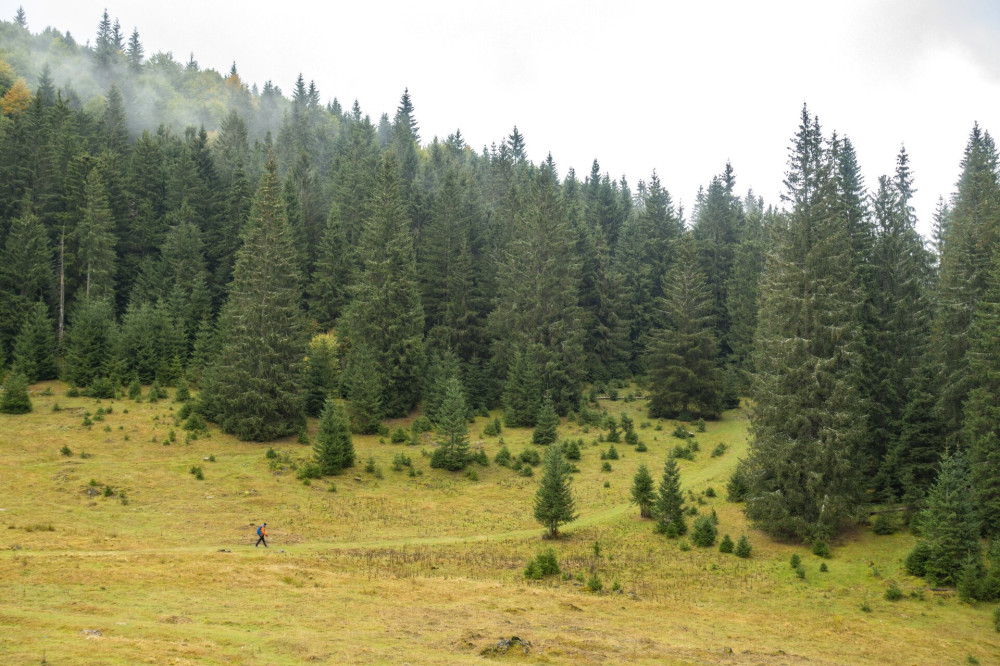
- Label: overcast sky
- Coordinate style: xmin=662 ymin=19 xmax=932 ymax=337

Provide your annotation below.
xmin=6 ymin=0 xmax=1000 ymax=236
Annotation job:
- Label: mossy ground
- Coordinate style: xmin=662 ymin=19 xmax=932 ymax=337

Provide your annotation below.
xmin=1 ymin=381 xmax=997 ymax=664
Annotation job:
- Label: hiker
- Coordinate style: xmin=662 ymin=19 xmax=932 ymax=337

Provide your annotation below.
xmin=255 ymin=522 xmax=268 ymax=548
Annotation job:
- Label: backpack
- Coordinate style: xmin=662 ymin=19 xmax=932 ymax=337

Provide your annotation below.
xmin=257 ymin=525 xmax=263 ymax=536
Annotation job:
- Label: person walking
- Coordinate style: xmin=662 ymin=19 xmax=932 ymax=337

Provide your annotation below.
xmin=255 ymin=522 xmax=268 ymax=548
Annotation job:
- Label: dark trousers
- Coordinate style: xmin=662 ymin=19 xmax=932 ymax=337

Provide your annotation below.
xmin=256 ymin=535 xmax=267 ymax=547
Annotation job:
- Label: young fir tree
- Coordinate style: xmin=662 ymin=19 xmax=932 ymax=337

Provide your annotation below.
xmin=532 ymin=395 xmax=560 ymax=445
xmin=12 ymin=301 xmax=57 ymax=382
xmin=631 ymin=464 xmax=655 ymax=518
xmin=655 ymin=457 xmax=686 ymax=537
xmin=430 ymin=376 xmax=470 ymax=471
xmin=913 ymin=452 xmax=982 ymax=585
xmin=0 ymin=370 xmax=31 ymax=414
xmin=645 ymin=234 xmax=723 ymax=419
xmin=423 ymin=351 xmax=462 ymax=425
xmin=744 ymin=106 xmax=865 ymax=542
xmin=313 ymin=399 xmax=354 ymax=475
xmin=308 ymin=202 xmax=353 ymax=330
xmin=75 ymin=168 xmax=117 ymax=302
xmin=0 ymin=208 xmax=52 ymax=354
xmin=533 ymin=445 xmax=578 ymax=539
xmin=338 ymin=154 xmax=425 ymax=417
xmin=303 ymin=334 xmax=338 ymax=418
xmin=200 ymin=156 xmax=306 ymax=441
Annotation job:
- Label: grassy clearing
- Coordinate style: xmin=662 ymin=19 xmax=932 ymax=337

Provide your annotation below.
xmin=0 ymin=381 xmax=997 ymax=664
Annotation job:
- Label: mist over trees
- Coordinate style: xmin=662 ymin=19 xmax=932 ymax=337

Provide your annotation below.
xmin=2 ymin=7 xmax=1000 ymax=551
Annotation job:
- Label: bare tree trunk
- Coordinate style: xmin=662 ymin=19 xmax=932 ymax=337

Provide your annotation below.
xmin=58 ymin=227 xmax=65 ymax=343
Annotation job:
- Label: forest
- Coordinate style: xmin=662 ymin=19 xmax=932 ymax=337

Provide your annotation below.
xmin=0 ymin=7 xmax=998 ymax=603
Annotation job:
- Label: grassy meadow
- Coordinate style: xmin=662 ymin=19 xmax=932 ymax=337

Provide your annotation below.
xmin=1 ymin=381 xmax=998 ymax=664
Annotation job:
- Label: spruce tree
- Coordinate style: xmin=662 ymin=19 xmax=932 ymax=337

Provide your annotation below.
xmin=532 ymin=395 xmax=560 ymax=445
xmin=303 ymin=334 xmax=338 ymax=418
xmin=964 ymin=249 xmax=1000 ymax=536
xmin=430 ymin=376 xmax=470 ymax=471
xmin=12 ymin=301 xmax=57 ymax=382
xmin=339 ymin=154 xmax=424 ymax=417
xmin=0 ymin=371 xmax=31 ymax=414
xmin=200 ymin=156 xmax=306 ymax=441
xmin=63 ymin=298 xmax=116 ymax=388
xmin=744 ymin=106 xmax=865 ymax=541
xmin=75 ymin=168 xmax=117 ymax=302
xmin=314 ymin=399 xmax=354 ymax=475
xmin=533 ymin=445 xmax=578 ymax=538
xmin=0 ymin=208 xmax=52 ymax=354
xmin=915 ymin=452 xmax=981 ymax=585
xmin=502 ymin=348 xmax=543 ymax=427
xmin=935 ymin=124 xmax=1000 ymax=435
xmin=631 ymin=464 xmax=655 ymax=518
xmin=645 ymin=234 xmax=723 ymax=419
xmin=655 ymin=457 xmax=686 ymax=536
xmin=343 ymin=343 xmax=383 ymax=434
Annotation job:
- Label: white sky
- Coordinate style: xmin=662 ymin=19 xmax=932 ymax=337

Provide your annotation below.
xmin=6 ymin=0 xmax=1000 ymax=237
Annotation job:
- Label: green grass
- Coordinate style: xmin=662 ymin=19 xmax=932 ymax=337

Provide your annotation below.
xmin=0 ymin=381 xmax=996 ymax=664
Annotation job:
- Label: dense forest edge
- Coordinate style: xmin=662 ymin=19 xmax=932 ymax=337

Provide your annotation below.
xmin=1 ymin=5 xmax=1000 ymax=611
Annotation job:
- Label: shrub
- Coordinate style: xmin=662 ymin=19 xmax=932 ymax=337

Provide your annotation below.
xmin=189 ymin=466 xmax=203 ymax=480
xmin=719 ymin=534 xmax=734 ymax=554
xmin=872 ymin=513 xmax=896 ymax=535
xmin=494 ymin=445 xmax=512 ymax=467
xmin=696 ymin=418 xmax=706 ymax=432
xmin=297 ymin=462 xmax=322 ymax=480
xmin=790 ymin=554 xmax=801 ymax=569
xmin=905 ymin=542 xmax=932 ymax=577
xmin=678 ymin=540 xmax=691 ymax=551
xmin=66 ymin=387 xmax=80 ymax=397
xmin=466 ymin=469 xmax=479 ymax=481
xmin=563 ymin=439 xmax=581 ymax=460
xmin=586 ymin=573 xmax=603 ymax=592
xmin=392 ymin=452 xmax=412 ymax=471
xmin=726 ymin=463 xmax=750 ymax=502
xmin=174 ymin=379 xmax=190 ymax=402
xmin=517 ymin=465 xmax=534 ymax=477
xmin=670 ymin=444 xmax=695 ymax=461
xmin=87 ymin=376 xmax=115 ymax=399
xmin=183 ymin=412 xmax=207 ymax=432
xmin=147 ymin=380 xmax=163 ymax=402
xmin=390 ymin=427 xmax=408 ymax=443
xmin=671 ymin=424 xmax=690 ymax=439
xmin=795 ymin=565 xmax=806 ymax=580
xmin=60 ymin=445 xmax=72 ymax=456
xmin=885 ymin=582 xmax=904 ymax=601
xmin=103 ymin=485 xmax=114 ymax=497
xmin=127 ymin=378 xmax=142 ymax=401
xmin=518 ymin=449 xmax=541 ymax=466
xmin=635 ymin=441 xmax=647 ymax=452
xmin=691 ymin=515 xmax=717 ymax=547
xmin=601 ymin=461 xmax=612 ymax=472
xmin=705 ymin=486 xmax=716 ymax=498
xmin=0 ymin=372 xmax=32 ymax=414
xmin=860 ymin=599 xmax=872 ymax=613
xmin=52 ymin=402 xmax=62 ymax=412
xmin=411 ymin=416 xmax=432 ymax=433
xmin=606 ymin=444 xmax=619 ymax=460
xmin=820 ymin=562 xmax=829 ymax=573
xmin=177 ymin=402 xmax=192 ymax=420
xmin=735 ymin=535 xmax=752 ymax=558
xmin=364 ymin=456 xmax=377 ymax=473
xmin=711 ymin=443 xmax=727 ymax=457
xmin=812 ymin=540 xmax=831 ymax=558
xmin=266 ymin=447 xmax=277 ymax=459
xmin=483 ymin=417 xmax=502 ymax=436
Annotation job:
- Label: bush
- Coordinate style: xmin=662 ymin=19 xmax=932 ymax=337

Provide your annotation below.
xmin=606 ymin=444 xmax=619 ymax=460
xmin=297 ymin=462 xmax=322 ymax=480
xmin=790 ymin=554 xmax=801 ymax=569
xmin=517 ymin=465 xmax=534 ymax=477
xmin=905 ymin=542 xmax=932 ymax=577
xmin=128 ymin=378 xmax=142 ymax=401
xmin=795 ymin=565 xmax=806 ymax=580
xmin=523 ymin=548 xmax=559 ymax=578
xmin=601 ymin=461 xmax=612 ymax=472
xmin=563 ymin=439 xmax=581 ymax=460
xmin=812 ymin=540 xmax=831 ymax=558
xmin=691 ymin=515 xmax=717 ymax=547
xmin=183 ymin=412 xmax=207 ymax=432
xmin=586 ymin=573 xmax=603 ymax=592
xmin=711 ymin=443 xmax=727 ymax=457
xmin=483 ymin=417 xmax=502 ymax=437
xmin=60 ymin=445 xmax=72 ymax=456
xmin=885 ymin=582 xmax=904 ymax=601
xmin=872 ymin=513 xmax=896 ymax=535
xmin=392 ymin=452 xmax=412 ymax=471
xmin=174 ymin=380 xmax=190 ymax=402
xmin=189 ymin=465 xmax=203 ymax=480
xmin=147 ymin=380 xmax=163 ymax=402
xmin=470 ymin=449 xmax=490 ymax=467
xmin=87 ymin=376 xmax=115 ymax=400
xmin=177 ymin=402 xmax=192 ymax=420
xmin=390 ymin=427 xmax=408 ymax=443
xmin=719 ymin=534 xmax=734 ymax=554
xmin=696 ymin=418 xmax=706 ymax=432
xmin=635 ymin=441 xmax=647 ymax=452
xmin=820 ymin=562 xmax=829 ymax=573
xmin=266 ymin=447 xmax=277 ymax=459
xmin=518 ymin=448 xmax=541 ymax=466
xmin=726 ymin=463 xmax=750 ymax=502
xmin=411 ymin=416 xmax=432 ymax=433
xmin=705 ymin=486 xmax=716 ymax=498
xmin=494 ymin=445 xmax=512 ymax=467
xmin=735 ymin=535 xmax=752 ymax=558
xmin=670 ymin=443 xmax=695 ymax=461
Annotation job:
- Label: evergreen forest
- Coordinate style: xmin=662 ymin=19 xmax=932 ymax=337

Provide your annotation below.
xmin=2 ymin=7 xmax=1000 ymax=580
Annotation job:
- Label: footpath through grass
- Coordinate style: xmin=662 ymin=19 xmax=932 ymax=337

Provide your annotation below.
xmin=1 ymin=382 xmax=997 ymax=664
